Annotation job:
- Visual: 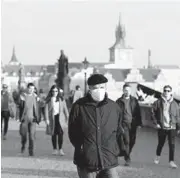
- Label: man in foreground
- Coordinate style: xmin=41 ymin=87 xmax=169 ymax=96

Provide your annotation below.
xmin=68 ymin=74 xmax=124 ymax=178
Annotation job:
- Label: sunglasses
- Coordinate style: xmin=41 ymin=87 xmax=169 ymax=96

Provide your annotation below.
xmin=164 ymin=90 xmax=171 ymax=92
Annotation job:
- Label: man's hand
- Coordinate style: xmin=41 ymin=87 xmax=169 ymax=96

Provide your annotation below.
xmin=156 ymin=124 xmax=161 ymax=129
xmin=46 ymin=120 xmax=49 ymax=125
xmin=177 ymin=130 xmax=180 ymax=135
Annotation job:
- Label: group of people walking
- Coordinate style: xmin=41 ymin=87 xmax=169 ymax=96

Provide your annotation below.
xmin=1 ymin=73 xmax=180 ymax=178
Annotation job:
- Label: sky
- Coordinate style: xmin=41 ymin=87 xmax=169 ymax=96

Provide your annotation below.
xmin=2 ymin=1 xmax=180 ymax=67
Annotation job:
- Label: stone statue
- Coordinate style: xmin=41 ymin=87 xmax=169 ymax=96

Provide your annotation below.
xmin=56 ymin=50 xmax=70 ymax=99
xmin=18 ymin=63 xmax=26 ymax=90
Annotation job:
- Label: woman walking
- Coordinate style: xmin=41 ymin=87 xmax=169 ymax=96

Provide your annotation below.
xmin=45 ymin=85 xmax=69 ymax=155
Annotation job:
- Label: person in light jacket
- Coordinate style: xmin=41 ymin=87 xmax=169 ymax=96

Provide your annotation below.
xmin=19 ymin=83 xmax=39 ymax=156
xmin=152 ymin=85 xmax=180 ymax=169
xmin=45 ymin=85 xmax=69 ymax=156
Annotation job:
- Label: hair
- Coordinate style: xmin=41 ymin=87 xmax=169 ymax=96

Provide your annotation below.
xmin=163 ymin=85 xmax=172 ymax=91
xmin=123 ymin=83 xmax=131 ymax=89
xmin=75 ymin=85 xmax=80 ymax=90
xmin=46 ymin=84 xmax=63 ymax=103
xmin=27 ymin=83 xmax=35 ymax=88
xmin=39 ymin=89 xmax=44 ymax=94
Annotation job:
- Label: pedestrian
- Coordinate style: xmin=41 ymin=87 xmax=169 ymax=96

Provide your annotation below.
xmin=68 ymin=74 xmax=124 ymax=178
xmin=38 ymin=89 xmax=46 ymax=121
xmin=45 ymin=85 xmax=69 ymax=156
xmin=116 ymin=83 xmax=142 ymax=166
xmin=73 ymin=85 xmax=83 ymax=103
xmin=19 ymin=83 xmax=39 ymax=156
xmin=152 ymin=85 xmax=180 ymax=169
xmin=1 ymin=84 xmax=14 ymax=140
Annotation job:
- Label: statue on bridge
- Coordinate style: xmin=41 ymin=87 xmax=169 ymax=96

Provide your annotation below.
xmin=56 ymin=50 xmax=70 ymax=100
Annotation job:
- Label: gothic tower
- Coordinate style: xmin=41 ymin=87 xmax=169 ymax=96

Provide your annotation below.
xmin=9 ymin=46 xmax=20 ymax=65
xmin=107 ymin=15 xmax=134 ymax=69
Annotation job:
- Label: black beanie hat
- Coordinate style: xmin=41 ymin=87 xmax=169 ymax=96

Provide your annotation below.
xmin=87 ymin=74 xmax=108 ymax=86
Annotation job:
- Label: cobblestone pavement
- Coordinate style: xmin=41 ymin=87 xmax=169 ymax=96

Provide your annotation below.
xmin=1 ymin=120 xmax=180 ymax=178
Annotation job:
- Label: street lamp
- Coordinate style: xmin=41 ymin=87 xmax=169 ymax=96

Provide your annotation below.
xmin=82 ymin=57 xmax=89 ymax=95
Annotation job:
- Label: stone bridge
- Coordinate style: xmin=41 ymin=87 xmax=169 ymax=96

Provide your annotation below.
xmin=1 ymin=119 xmax=180 ymax=178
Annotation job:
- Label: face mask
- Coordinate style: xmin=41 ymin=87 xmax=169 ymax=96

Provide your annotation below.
xmin=90 ymin=88 xmax=106 ymax=102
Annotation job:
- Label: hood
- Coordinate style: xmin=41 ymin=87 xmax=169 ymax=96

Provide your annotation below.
xmin=161 ymin=94 xmax=173 ymax=103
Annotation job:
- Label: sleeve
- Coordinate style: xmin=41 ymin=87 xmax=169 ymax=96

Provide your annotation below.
xmin=151 ymin=101 xmax=158 ymax=125
xmin=63 ymin=100 xmax=69 ymax=122
xmin=116 ymin=106 xmax=124 ymax=137
xmin=176 ymin=103 xmax=180 ymax=130
xmin=44 ymin=103 xmax=49 ymax=123
xmin=68 ymin=103 xmax=82 ymax=147
xmin=135 ymin=99 xmax=143 ymax=126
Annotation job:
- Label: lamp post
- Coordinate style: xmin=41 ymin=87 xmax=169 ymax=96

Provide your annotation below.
xmin=82 ymin=57 xmax=89 ymax=96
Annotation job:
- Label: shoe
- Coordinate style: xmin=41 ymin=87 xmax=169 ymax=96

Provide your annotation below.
xmin=3 ymin=135 xmax=7 ymax=140
xmin=169 ymin=161 xmax=178 ymax=169
xmin=21 ymin=146 xmax=25 ymax=153
xmin=154 ymin=156 xmax=160 ymax=164
xmin=124 ymin=159 xmax=130 ymax=166
xmin=29 ymin=151 xmax=34 ymax=156
xmin=52 ymin=149 xmax=58 ymax=155
xmin=59 ymin=149 xmax=65 ymax=156
xmin=29 ymin=153 xmax=34 ymax=156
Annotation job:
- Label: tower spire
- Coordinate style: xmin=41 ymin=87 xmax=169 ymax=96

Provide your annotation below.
xmin=9 ymin=46 xmax=19 ymax=65
xmin=148 ymin=49 xmax=152 ymax=68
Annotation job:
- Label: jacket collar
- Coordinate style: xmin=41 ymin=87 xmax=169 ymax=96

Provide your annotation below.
xmin=119 ymin=94 xmax=132 ymax=101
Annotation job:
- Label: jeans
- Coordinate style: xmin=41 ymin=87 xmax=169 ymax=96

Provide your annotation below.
xmin=51 ymin=114 xmax=64 ymax=149
xmin=123 ymin=124 xmax=137 ymax=161
xmin=77 ymin=167 xmax=118 ymax=178
xmin=20 ymin=120 xmax=36 ymax=154
xmin=156 ymin=129 xmax=176 ymax=161
xmin=1 ymin=111 xmax=10 ymax=136
xmin=52 ymin=134 xmax=63 ymax=149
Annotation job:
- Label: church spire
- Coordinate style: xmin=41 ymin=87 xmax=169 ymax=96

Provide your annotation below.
xmin=115 ymin=14 xmax=125 ymax=47
xmin=9 ymin=46 xmax=19 ymax=65
xmin=148 ymin=49 xmax=152 ymax=68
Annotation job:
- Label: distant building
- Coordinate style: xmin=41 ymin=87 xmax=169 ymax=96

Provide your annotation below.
xmin=2 ymin=15 xmax=180 ymax=97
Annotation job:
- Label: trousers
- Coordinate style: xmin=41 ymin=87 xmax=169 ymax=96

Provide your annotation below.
xmin=156 ymin=129 xmax=176 ymax=161
xmin=20 ymin=120 xmax=36 ymax=154
xmin=123 ymin=124 xmax=137 ymax=161
xmin=1 ymin=111 xmax=10 ymax=136
xmin=77 ymin=167 xmax=118 ymax=178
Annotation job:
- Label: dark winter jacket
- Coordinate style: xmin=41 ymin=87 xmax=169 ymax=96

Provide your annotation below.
xmin=68 ymin=93 xmax=124 ymax=171
xmin=116 ymin=95 xmax=142 ymax=128
xmin=152 ymin=97 xmax=180 ymax=130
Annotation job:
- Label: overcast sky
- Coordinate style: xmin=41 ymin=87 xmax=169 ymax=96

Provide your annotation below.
xmin=2 ymin=1 xmax=180 ymax=67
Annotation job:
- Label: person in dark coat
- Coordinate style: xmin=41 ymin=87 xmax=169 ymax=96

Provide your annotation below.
xmin=1 ymin=84 xmax=14 ymax=140
xmin=116 ymin=83 xmax=142 ymax=166
xmin=68 ymin=74 xmax=124 ymax=178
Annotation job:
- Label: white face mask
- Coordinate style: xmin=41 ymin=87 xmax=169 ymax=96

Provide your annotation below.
xmin=90 ymin=88 xmax=106 ymax=102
